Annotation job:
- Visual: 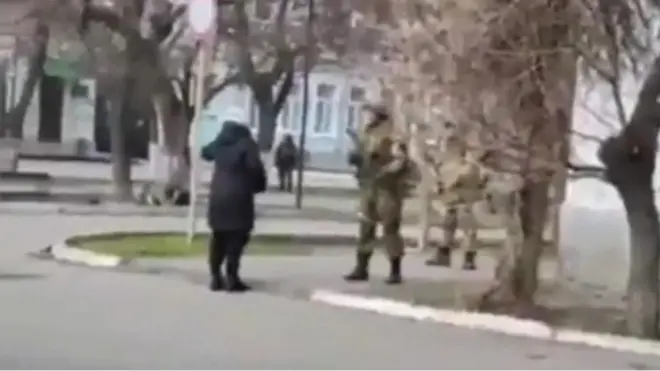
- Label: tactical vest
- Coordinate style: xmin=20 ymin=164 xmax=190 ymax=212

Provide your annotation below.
xmin=435 ymin=153 xmax=489 ymax=207
xmin=359 ymin=118 xmax=406 ymax=185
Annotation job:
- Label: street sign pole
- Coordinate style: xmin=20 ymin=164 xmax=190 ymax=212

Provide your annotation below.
xmin=187 ymin=0 xmax=216 ymax=244
xmin=294 ymin=0 xmax=315 ymax=209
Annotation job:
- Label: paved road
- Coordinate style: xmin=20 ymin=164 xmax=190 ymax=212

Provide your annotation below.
xmin=1 ymin=214 xmax=659 ymax=369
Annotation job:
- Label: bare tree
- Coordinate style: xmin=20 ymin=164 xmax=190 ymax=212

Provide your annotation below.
xmin=69 ymin=0 xmax=352 ymax=199
xmin=362 ymin=0 xmax=660 ymax=337
xmin=0 ymin=0 xmax=54 ymax=138
xmin=214 ymin=0 xmax=355 ymax=150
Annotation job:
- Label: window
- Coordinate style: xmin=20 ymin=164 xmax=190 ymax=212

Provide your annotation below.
xmin=71 ymin=81 xmax=89 ymax=98
xmin=313 ymin=83 xmax=336 ymax=135
xmin=279 ymin=84 xmax=303 ymax=132
xmin=346 ymin=86 xmax=365 ymax=130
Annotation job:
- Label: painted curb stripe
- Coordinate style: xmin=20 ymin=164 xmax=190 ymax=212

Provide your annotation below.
xmin=310 ymin=289 xmax=660 ymax=356
xmin=50 ymin=243 xmax=123 ymax=268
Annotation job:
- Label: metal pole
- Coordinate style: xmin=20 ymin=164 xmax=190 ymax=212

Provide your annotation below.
xmin=187 ymin=42 xmax=208 ymax=244
xmin=8 ymin=52 xmax=15 ymax=110
xmin=294 ymin=0 xmax=315 ymax=209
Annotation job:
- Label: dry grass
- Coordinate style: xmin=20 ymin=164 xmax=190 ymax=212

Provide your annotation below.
xmin=340 ymin=277 xmax=627 ymax=335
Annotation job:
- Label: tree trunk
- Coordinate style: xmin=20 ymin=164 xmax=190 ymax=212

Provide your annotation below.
xmin=597 ymin=57 xmax=660 ymax=338
xmin=163 ymin=145 xmax=190 ymax=191
xmin=479 ymin=180 xmax=550 ymax=312
xmin=155 ymin=100 xmax=191 ymax=192
xmin=1 ymin=25 xmax=48 ymax=138
xmin=108 ymin=91 xmax=133 ymax=202
xmin=255 ymin=89 xmax=278 ymax=151
xmin=616 ymin=178 xmax=659 ymax=338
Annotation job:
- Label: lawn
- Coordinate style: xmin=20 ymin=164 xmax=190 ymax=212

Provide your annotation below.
xmin=71 ymin=233 xmax=313 ymax=259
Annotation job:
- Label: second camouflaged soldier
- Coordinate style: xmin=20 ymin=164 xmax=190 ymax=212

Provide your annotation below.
xmin=425 ymin=133 xmax=489 ymax=270
xmin=344 ymin=103 xmax=410 ymax=285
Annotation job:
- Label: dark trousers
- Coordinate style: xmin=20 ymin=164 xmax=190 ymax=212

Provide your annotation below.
xmin=208 ymin=230 xmax=250 ymax=280
xmin=278 ymin=168 xmax=294 ymax=193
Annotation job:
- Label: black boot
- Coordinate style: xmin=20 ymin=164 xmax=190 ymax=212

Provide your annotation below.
xmin=385 ymin=257 xmax=402 ymax=285
xmin=426 ymin=246 xmax=452 ymax=267
xmin=226 ymin=260 xmax=251 ymax=293
xmin=209 ymin=274 xmax=225 ymax=292
xmin=208 ymin=235 xmax=226 ymax=292
xmin=462 ymin=251 xmax=477 ymax=271
xmin=344 ymin=252 xmax=371 ymax=282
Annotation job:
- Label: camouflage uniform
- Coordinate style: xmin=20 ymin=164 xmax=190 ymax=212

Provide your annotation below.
xmin=426 ymin=135 xmax=489 ymax=270
xmin=344 ymin=105 xmax=410 ymax=284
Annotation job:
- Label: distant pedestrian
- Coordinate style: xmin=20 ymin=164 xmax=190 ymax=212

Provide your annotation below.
xmin=201 ymin=118 xmax=267 ymax=293
xmin=274 ymin=133 xmax=298 ymax=193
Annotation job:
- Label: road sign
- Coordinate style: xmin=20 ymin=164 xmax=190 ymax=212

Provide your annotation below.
xmin=187 ymin=0 xmax=217 ymax=37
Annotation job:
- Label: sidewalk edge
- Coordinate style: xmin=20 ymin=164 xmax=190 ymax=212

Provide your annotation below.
xmin=310 ymin=289 xmax=660 ymax=356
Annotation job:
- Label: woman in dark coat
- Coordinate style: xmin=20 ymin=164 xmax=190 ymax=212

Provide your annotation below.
xmin=201 ymin=120 xmax=267 ymax=292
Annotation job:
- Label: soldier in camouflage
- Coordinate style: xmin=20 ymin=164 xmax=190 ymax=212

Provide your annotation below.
xmin=344 ymin=103 xmax=410 ymax=284
xmin=425 ymin=134 xmax=489 ymax=270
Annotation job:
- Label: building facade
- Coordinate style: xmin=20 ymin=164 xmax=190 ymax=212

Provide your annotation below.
xmin=199 ymin=64 xmax=374 ymax=171
xmin=3 ymin=56 xmax=374 ymax=171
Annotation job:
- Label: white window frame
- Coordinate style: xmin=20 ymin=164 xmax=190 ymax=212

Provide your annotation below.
xmin=277 ymin=83 xmax=303 ymax=133
xmin=311 ymin=82 xmax=337 ymax=137
xmin=346 ymin=85 xmax=366 ymax=132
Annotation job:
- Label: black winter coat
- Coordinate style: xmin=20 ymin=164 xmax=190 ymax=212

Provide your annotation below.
xmin=201 ymin=122 xmax=267 ymax=232
xmin=274 ymin=140 xmax=297 ymax=171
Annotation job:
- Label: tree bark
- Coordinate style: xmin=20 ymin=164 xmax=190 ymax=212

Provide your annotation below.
xmin=0 ymin=24 xmax=48 ymax=138
xmin=145 ymin=89 xmax=192 ymax=206
xmin=477 ymin=58 xmax=574 ymax=312
xmin=479 ymin=180 xmax=550 ymax=311
xmin=251 ymin=67 xmax=294 ymax=151
xmin=254 ymin=88 xmax=278 ymax=151
xmin=598 ymin=56 xmax=660 ymax=338
xmin=108 ymin=91 xmax=133 ymax=202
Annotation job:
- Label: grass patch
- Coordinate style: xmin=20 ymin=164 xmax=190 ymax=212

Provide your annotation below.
xmin=71 ymin=232 xmax=313 ymax=259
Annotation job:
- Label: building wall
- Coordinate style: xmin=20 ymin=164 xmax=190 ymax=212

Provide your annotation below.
xmin=6 ymin=57 xmax=96 ymax=154
xmin=199 ymin=65 xmax=375 ymax=171
xmin=5 ymin=57 xmax=375 ymax=169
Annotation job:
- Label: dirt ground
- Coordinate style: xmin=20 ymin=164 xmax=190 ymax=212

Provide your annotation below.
xmin=338 ymin=272 xmax=628 ymax=335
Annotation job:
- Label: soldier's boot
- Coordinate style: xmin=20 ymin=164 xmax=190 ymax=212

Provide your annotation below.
xmin=385 ymin=257 xmax=402 ymax=285
xmin=426 ymin=246 xmax=452 ymax=267
xmin=462 ymin=251 xmax=477 ymax=271
xmin=344 ymin=252 xmax=371 ymax=282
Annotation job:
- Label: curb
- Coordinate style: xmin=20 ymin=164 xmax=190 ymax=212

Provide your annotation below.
xmin=38 ymin=243 xmax=127 ymax=268
xmin=310 ymin=289 xmax=660 ymax=357
xmin=34 ymin=231 xmax=366 ymax=269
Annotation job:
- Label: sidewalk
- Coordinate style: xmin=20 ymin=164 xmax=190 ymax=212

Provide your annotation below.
xmin=18 ymin=159 xmax=357 ymax=190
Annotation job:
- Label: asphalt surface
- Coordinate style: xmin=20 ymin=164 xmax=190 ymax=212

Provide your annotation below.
xmin=1 ymin=213 xmax=659 ymax=369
